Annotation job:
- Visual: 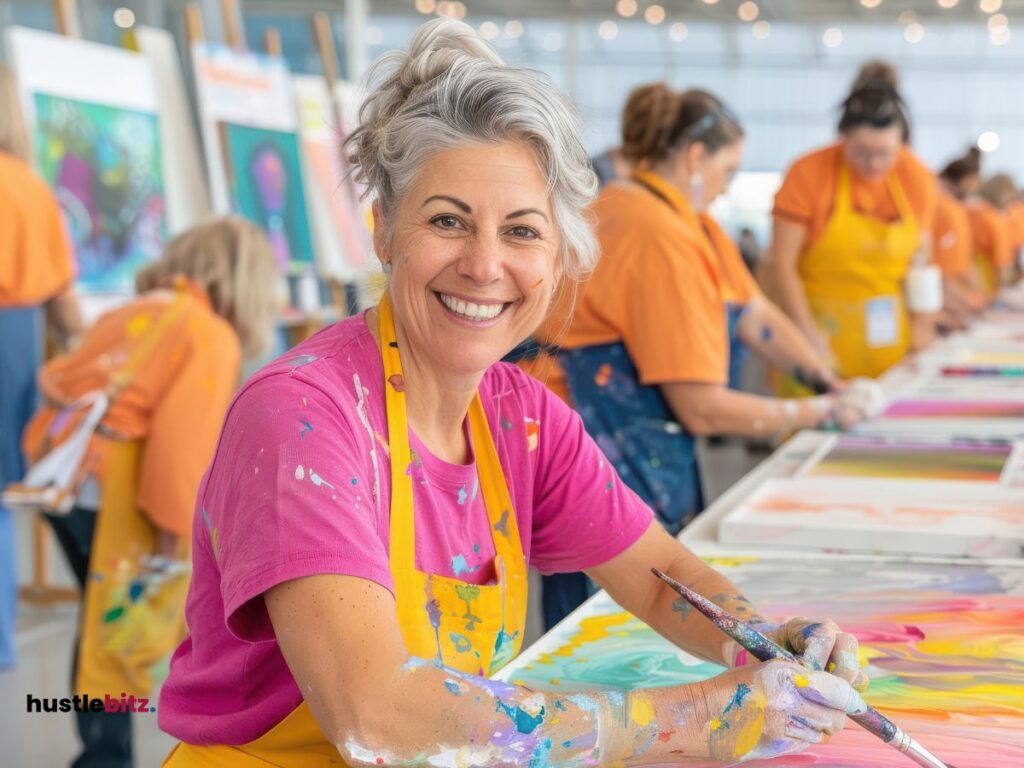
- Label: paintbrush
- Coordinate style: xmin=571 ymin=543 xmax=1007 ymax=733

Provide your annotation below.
xmin=650 ymin=568 xmax=956 ymax=768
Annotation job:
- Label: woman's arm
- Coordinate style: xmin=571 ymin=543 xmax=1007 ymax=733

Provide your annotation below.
xmin=265 ymin=572 xmax=861 ymax=766
xmin=770 ymin=219 xmax=831 ymax=358
xmin=44 ymin=286 xmax=83 ymax=351
xmin=588 ymin=523 xmax=866 ymax=687
xmin=737 ymin=297 xmax=842 ymax=392
xmin=659 ymin=380 xmax=836 ymax=438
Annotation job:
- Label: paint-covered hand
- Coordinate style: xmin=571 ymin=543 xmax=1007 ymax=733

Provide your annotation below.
xmin=695 ymin=660 xmax=866 ymax=762
xmin=764 ymin=617 xmax=869 ymax=690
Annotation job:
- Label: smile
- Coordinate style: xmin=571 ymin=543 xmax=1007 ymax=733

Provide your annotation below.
xmin=436 ymin=292 xmax=510 ymax=322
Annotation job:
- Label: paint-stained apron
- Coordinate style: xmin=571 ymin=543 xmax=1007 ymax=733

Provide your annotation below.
xmin=786 ymin=164 xmax=919 ymax=391
xmin=76 ymin=439 xmax=191 ymax=696
xmin=163 ymin=293 xmax=529 ymax=766
xmin=0 ymin=305 xmax=43 ymax=667
xmin=974 ymin=250 xmax=1000 ymax=299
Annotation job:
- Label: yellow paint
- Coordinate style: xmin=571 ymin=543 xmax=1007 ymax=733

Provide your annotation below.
xmin=126 ymin=313 xmax=152 ymax=338
xmin=732 ymin=707 xmax=766 ymax=758
xmin=793 ymin=673 xmax=810 ymax=688
xmin=630 ymin=695 xmax=655 ymax=728
xmin=537 ymin=612 xmax=636 ymax=664
xmin=702 ymin=556 xmax=760 ymax=568
xmin=709 ymin=718 xmax=724 ymax=731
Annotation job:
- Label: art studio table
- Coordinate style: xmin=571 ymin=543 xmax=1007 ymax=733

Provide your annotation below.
xmin=497 ymin=551 xmax=1024 ymax=766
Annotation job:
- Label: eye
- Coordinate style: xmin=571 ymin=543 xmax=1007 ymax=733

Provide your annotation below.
xmin=507 ymin=225 xmax=539 ymax=240
xmin=431 ymin=214 xmax=463 ymax=230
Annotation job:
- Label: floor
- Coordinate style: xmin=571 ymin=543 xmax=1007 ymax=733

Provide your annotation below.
xmin=0 ymin=439 xmax=764 ymax=767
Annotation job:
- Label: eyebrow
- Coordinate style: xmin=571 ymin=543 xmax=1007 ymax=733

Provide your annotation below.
xmin=421 ymin=195 xmax=549 ymax=224
xmin=422 ymin=195 xmax=471 ymax=213
xmin=506 ymin=208 xmax=549 ymax=224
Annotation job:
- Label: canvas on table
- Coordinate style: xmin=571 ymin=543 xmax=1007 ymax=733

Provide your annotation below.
xmin=716 ymin=477 xmax=1024 ymax=557
xmin=7 ymin=27 xmax=167 ymax=295
xmin=497 ymin=555 xmax=1024 ymax=767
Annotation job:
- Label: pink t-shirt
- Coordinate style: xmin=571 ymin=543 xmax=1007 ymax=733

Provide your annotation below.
xmin=157 ymin=312 xmax=653 ymax=745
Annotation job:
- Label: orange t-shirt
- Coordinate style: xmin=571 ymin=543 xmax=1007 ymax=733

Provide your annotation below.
xmin=933 ymin=192 xmax=973 ymax=279
xmin=23 ymin=287 xmax=241 ymax=535
xmin=1006 ymin=201 xmax=1024 ymax=251
xmin=773 ymin=143 xmax=938 ymax=250
xmin=0 ymin=151 xmax=76 ymax=307
xmin=530 ymin=173 xmax=733 ymax=403
xmin=701 ymin=212 xmax=759 ymax=307
xmin=968 ymin=203 xmax=1013 ymax=269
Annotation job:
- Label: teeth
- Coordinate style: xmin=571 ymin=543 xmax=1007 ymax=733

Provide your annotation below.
xmin=439 ymin=293 xmax=504 ymax=321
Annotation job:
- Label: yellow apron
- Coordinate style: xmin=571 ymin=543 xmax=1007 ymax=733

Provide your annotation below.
xmin=974 ymin=250 xmax=1000 ymax=299
xmin=74 ymin=288 xmax=197 ymax=697
xmin=76 ymin=439 xmax=191 ymax=696
xmin=794 ymin=164 xmax=919 ymax=385
xmin=164 ymin=294 xmax=529 ymax=766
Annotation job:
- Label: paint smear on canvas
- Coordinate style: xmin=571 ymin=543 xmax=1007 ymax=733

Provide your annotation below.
xmin=504 ymin=558 xmax=1024 ymax=767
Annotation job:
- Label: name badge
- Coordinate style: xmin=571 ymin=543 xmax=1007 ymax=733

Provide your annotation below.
xmin=865 ymin=296 xmax=898 ymax=348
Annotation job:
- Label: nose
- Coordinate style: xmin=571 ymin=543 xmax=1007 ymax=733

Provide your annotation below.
xmin=456 ymin=235 xmax=503 ymax=285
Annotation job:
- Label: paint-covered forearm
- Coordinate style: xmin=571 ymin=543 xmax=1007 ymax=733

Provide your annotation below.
xmin=738 ymin=298 xmax=837 ymax=392
xmin=338 ymin=656 xmax=741 ymax=766
xmin=339 ymin=655 xmax=861 ymax=766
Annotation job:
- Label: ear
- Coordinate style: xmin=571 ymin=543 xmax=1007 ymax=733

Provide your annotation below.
xmin=372 ymin=202 xmax=389 ymax=268
xmin=684 ymin=141 xmax=708 ymax=175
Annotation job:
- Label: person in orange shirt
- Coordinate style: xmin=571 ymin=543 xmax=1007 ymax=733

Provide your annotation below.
xmin=20 ymin=217 xmax=278 ymax=768
xmin=933 ymin=188 xmax=984 ymax=327
xmin=0 ymin=63 xmax=83 ymax=671
xmin=979 ymin=174 xmax=1021 ymax=285
xmin=771 ymin=76 xmax=938 ymax=384
xmin=529 ymin=85 xmax=873 ymax=628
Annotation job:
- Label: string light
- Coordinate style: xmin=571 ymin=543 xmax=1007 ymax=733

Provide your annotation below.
xmin=505 ymin=20 xmax=524 ymax=38
xmin=598 ymin=20 xmax=619 ymax=41
xmin=670 ymin=22 xmax=689 ymax=42
xmin=738 ymin=1 xmax=759 ymax=21
xmin=414 ymin=0 xmax=436 ymax=13
xmin=823 ymin=27 xmax=844 ymax=47
xmin=978 ymin=131 xmax=1000 ymax=151
xmin=113 ymin=7 xmax=135 ymax=28
xmin=616 ymin=0 xmax=638 ymax=17
xmin=753 ymin=20 xmax=770 ymax=39
xmin=904 ymin=22 xmax=924 ymax=42
xmin=644 ymin=5 xmax=666 ymax=25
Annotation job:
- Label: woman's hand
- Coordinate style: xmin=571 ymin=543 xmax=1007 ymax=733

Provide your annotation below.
xmin=685 ymin=660 xmax=866 ymax=762
xmin=760 ymin=617 xmax=869 ymax=689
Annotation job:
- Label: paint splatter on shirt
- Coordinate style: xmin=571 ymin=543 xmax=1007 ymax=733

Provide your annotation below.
xmin=159 ymin=311 xmax=652 ymax=745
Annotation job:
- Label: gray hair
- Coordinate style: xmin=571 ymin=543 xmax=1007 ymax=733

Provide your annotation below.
xmin=346 ymin=18 xmax=599 ymax=280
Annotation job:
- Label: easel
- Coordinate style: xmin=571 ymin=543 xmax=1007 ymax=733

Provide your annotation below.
xmin=20 ymin=0 xmax=84 ymax=605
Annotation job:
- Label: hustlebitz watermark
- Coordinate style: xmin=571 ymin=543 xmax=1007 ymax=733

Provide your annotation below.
xmin=27 ymin=693 xmax=156 ymax=714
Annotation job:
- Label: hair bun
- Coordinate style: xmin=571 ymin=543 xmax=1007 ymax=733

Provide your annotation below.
xmin=399 ymin=18 xmax=503 ymax=91
xmin=621 ymin=82 xmax=680 ymax=164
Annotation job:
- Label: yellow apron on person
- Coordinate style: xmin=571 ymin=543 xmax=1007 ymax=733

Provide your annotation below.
xmin=164 ymin=294 xmax=529 ymax=766
xmin=787 ymin=164 xmax=919 ymax=391
xmin=75 ymin=439 xmax=191 ymax=697
xmin=974 ymin=250 xmax=1000 ymax=299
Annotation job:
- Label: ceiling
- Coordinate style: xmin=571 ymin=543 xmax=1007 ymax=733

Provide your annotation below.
xmin=242 ymin=0 xmax=1024 ymax=23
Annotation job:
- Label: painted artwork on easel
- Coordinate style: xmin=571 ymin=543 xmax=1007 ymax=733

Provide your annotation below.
xmin=217 ymin=121 xmax=314 ymax=275
xmin=499 ymin=556 xmax=1024 ymax=767
xmin=32 ymin=94 xmax=166 ymax=293
xmin=805 ymin=435 xmax=1013 ymax=483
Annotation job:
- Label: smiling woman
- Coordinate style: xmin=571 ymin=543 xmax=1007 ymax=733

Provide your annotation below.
xmin=157 ymin=17 xmax=869 ymax=768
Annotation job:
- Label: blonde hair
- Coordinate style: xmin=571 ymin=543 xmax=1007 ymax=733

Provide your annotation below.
xmin=136 ymin=217 xmax=279 ymax=359
xmin=0 ymin=63 xmax=31 ymax=162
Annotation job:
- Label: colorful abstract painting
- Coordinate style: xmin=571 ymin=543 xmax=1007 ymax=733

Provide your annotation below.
xmin=807 ymin=436 xmax=1012 ymax=483
xmin=218 ymin=121 xmax=314 ymax=275
xmin=33 ymin=93 xmax=166 ymax=293
xmin=500 ymin=556 xmax=1024 ymax=766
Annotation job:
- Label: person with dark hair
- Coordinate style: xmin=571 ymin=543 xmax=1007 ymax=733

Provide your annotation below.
xmin=527 ymin=83 xmax=874 ymax=627
xmin=771 ymin=74 xmax=938 ymax=388
xmin=934 ymin=148 xmax=986 ymax=318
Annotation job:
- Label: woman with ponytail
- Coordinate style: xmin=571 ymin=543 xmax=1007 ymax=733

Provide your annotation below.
xmin=528 ymin=83 xmax=874 ymax=628
xmin=771 ymin=71 xmax=938 ymax=386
